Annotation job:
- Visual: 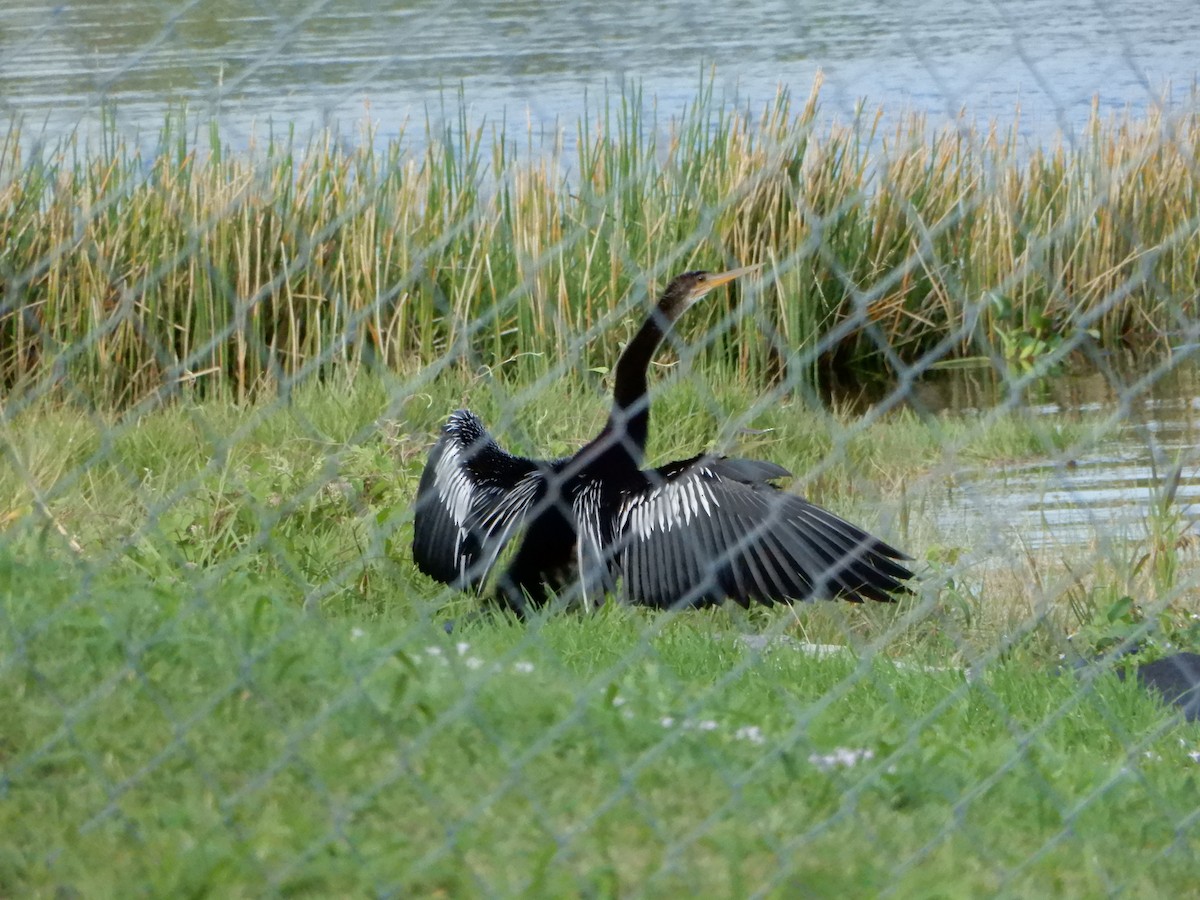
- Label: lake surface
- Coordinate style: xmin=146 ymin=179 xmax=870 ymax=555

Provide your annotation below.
xmin=2 ymin=0 xmax=1198 ymax=150
xmin=913 ymin=361 xmax=1200 ymax=556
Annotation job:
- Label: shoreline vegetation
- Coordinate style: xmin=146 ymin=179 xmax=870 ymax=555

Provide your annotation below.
xmin=1 ymin=79 xmax=1198 ymax=409
xmin=4 ymin=82 xmax=1200 ymax=896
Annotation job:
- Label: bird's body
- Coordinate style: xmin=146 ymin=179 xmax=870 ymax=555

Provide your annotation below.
xmin=413 ymin=268 xmax=913 ymax=614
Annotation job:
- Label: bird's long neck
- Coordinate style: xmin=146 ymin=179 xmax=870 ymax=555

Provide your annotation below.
xmin=598 ymin=306 xmax=674 ymax=467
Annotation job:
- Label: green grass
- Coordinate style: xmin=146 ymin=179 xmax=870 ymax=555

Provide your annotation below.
xmin=3 ymin=81 xmax=1200 ymax=408
xmin=3 ymin=547 xmax=1199 ymax=897
xmin=0 ymin=371 xmax=1104 ymax=623
xmin=4 ymin=374 xmax=1200 ymax=894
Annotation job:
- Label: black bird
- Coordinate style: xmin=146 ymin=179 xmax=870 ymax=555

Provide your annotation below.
xmin=413 ymin=267 xmax=913 ymax=615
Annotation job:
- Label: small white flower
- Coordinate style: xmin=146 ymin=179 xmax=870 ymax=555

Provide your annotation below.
xmin=612 ymin=696 xmax=626 ymax=708
xmin=694 ymin=719 xmax=719 ymax=732
xmin=465 ymin=657 xmax=483 ymax=670
xmin=425 ymin=646 xmax=443 ymax=657
xmin=512 ymin=661 xmax=535 ymax=674
xmin=809 ymin=747 xmax=875 ymax=771
xmin=735 ymin=726 xmax=766 ymax=745
xmin=1143 ymin=751 xmax=1162 ymax=762
xmin=350 ymin=627 xmax=366 ymax=641
xmin=661 ymin=716 xmax=676 ymax=728
xmin=1188 ymin=750 xmax=1200 ymax=764
xmin=455 ymin=642 xmax=471 ymax=656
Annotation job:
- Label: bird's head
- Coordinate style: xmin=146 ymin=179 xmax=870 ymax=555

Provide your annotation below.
xmin=656 ymin=265 xmax=762 ymax=320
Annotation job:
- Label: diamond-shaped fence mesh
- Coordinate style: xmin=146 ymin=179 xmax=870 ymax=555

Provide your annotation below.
xmin=3 ymin=2 xmax=1200 ymax=895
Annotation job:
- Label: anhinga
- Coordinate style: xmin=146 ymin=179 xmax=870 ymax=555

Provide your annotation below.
xmin=413 ymin=267 xmax=913 ymax=614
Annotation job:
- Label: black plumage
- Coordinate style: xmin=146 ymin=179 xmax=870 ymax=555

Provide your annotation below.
xmin=412 ymin=267 xmax=914 ymax=614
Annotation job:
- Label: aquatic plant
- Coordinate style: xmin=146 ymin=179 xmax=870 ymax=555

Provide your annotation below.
xmin=2 ymin=82 xmax=1198 ymax=409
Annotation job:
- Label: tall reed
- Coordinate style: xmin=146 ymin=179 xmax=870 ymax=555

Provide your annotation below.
xmin=1 ymin=81 xmax=1197 ymax=409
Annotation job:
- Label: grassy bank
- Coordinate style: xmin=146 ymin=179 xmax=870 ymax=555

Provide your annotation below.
xmin=4 ymin=374 xmax=1200 ymax=893
xmin=3 ymin=82 xmax=1200 ymax=408
xmin=3 ymin=543 xmax=1199 ymax=896
xmin=2 ymin=371 xmax=1196 ymax=647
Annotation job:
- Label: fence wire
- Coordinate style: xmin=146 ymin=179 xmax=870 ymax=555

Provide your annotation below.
xmin=3 ymin=2 xmax=1200 ymax=896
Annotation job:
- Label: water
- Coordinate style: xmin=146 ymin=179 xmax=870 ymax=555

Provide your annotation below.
xmin=912 ymin=361 xmax=1200 ymax=555
xmin=1 ymin=0 xmax=1197 ymax=151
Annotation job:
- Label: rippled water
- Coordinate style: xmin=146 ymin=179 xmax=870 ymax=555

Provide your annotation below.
xmin=918 ymin=364 xmax=1200 ymax=553
xmin=1 ymin=0 xmax=1198 ymax=147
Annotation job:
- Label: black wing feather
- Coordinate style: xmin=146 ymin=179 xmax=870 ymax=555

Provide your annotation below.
xmin=613 ymin=456 xmax=912 ymax=609
xmin=412 ymin=410 xmax=547 ymax=590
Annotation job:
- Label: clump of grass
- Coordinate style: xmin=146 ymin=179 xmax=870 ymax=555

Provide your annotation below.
xmin=2 ymin=82 xmax=1199 ymax=409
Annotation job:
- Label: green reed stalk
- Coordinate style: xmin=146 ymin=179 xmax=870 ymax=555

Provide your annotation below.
xmin=1 ymin=83 xmax=1198 ymax=409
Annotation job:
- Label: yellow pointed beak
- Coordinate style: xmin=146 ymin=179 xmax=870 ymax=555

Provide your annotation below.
xmin=703 ymin=264 xmax=762 ymax=291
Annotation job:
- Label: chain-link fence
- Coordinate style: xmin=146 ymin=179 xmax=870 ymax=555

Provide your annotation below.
xmin=3 ymin=2 xmax=1200 ymax=895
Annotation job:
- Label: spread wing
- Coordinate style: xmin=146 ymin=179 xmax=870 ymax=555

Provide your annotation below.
xmin=612 ymin=456 xmax=913 ymax=608
xmin=412 ymin=410 xmax=548 ymax=591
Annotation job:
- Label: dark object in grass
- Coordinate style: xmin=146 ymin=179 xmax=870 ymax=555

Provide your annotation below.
xmin=1071 ymin=646 xmax=1200 ymax=722
xmin=1120 ymin=652 xmax=1200 ymax=722
xmin=412 ymin=268 xmax=914 ymax=615
xmin=441 ymin=610 xmax=491 ymax=634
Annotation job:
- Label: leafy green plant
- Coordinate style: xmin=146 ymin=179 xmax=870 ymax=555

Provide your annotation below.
xmin=987 ymin=293 xmax=1067 ymax=373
